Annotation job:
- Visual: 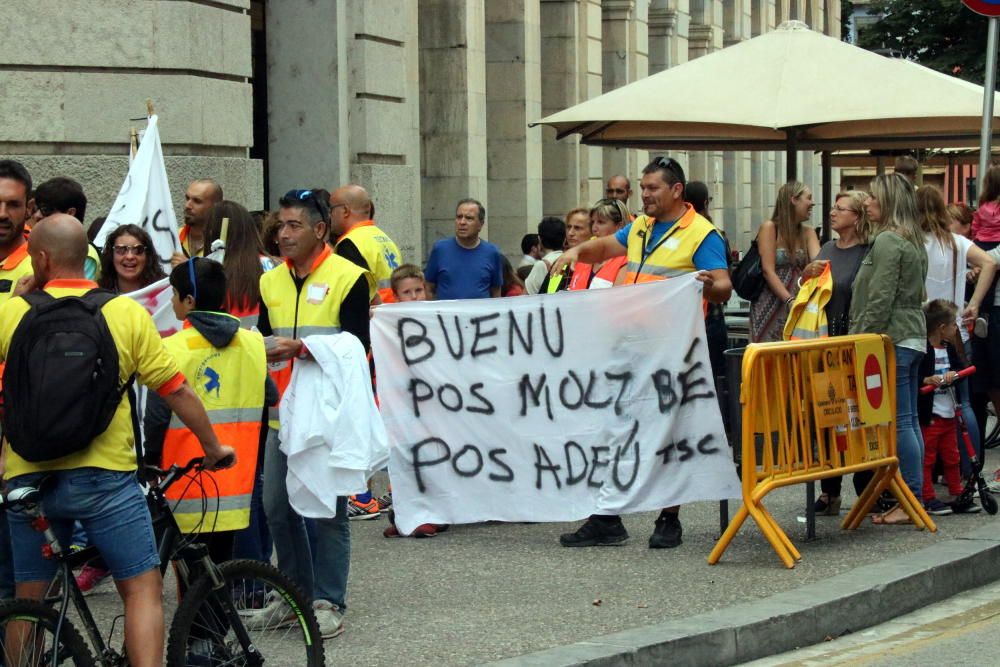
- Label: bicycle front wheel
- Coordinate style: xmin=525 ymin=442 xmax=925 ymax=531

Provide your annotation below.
xmin=0 ymin=598 xmax=95 ymax=667
xmin=166 ymin=559 xmax=324 ymax=667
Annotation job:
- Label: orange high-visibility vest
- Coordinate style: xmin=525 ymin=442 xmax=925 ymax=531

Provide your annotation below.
xmin=161 ymin=318 xmax=266 ymax=533
xmin=568 ymin=256 xmax=628 ymax=291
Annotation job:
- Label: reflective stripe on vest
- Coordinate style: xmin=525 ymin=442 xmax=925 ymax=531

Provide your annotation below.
xmin=624 ymin=206 xmax=715 ymax=284
xmin=161 ymin=323 xmax=266 ymax=533
xmin=336 ymin=221 xmax=402 ymax=302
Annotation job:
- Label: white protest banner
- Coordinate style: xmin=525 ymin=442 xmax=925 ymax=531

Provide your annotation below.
xmin=372 ymin=274 xmax=742 ymax=535
xmin=126 ymin=277 xmax=182 ymax=338
xmin=95 ymin=115 xmax=180 ymax=274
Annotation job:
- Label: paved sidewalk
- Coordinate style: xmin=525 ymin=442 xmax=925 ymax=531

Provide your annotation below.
xmin=74 ymin=482 xmax=997 ymax=666
xmin=331 ymin=482 xmax=996 ymax=666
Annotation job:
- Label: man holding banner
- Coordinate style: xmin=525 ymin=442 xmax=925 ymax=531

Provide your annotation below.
xmin=550 ymin=156 xmax=732 ymax=549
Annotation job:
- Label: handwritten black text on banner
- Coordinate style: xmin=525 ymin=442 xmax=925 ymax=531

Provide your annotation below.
xmin=371 ymin=274 xmax=741 ymax=534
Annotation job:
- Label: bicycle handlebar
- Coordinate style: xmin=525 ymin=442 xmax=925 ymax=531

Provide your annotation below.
xmin=919 ymin=365 xmax=976 ymax=395
xmin=145 ymin=453 xmax=236 ymax=493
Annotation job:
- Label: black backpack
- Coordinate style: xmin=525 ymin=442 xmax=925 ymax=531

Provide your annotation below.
xmin=2 ymin=289 xmax=133 ymax=462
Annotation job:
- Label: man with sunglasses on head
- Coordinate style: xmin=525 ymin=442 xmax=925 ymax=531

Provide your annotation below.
xmin=328 ymin=184 xmax=402 ymax=304
xmin=249 ymin=189 xmax=369 ymax=639
xmin=550 ymin=156 xmax=731 ymax=551
xmin=171 ymin=179 xmax=223 ymax=267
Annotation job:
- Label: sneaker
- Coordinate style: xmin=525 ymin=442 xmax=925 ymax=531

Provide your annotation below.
xmin=243 ymin=592 xmax=299 ymax=630
xmin=313 ymin=600 xmax=345 ymax=639
xmin=347 ymin=496 xmax=381 ymax=521
xmin=987 ymin=470 xmax=1000 ymax=494
xmin=649 ymin=513 xmax=683 ymax=549
xmin=952 ymin=500 xmax=983 ymax=514
xmin=75 ymin=564 xmax=112 ymax=596
xmin=559 ymin=516 xmax=629 ymax=547
xmin=376 ymin=493 xmax=393 ymax=514
xmin=924 ymin=498 xmax=954 ymax=516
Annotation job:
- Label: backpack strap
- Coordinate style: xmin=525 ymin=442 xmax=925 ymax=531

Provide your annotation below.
xmin=20 ymin=291 xmax=55 ymax=308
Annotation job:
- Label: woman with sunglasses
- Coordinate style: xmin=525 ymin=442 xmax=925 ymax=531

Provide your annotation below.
xmin=800 ymin=191 xmax=872 ymax=515
xmin=749 ymin=181 xmax=821 ymax=342
xmin=98 ymin=224 xmax=165 ymax=294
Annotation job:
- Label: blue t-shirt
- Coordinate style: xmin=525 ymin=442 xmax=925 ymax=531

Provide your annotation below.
xmin=614 ymin=219 xmax=728 ymax=271
xmin=424 ymin=238 xmax=504 ymax=300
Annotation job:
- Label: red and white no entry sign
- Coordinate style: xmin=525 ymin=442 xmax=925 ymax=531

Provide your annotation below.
xmin=963 ymin=1 xmax=1000 ymax=18
xmin=863 ymin=354 xmax=883 ymax=410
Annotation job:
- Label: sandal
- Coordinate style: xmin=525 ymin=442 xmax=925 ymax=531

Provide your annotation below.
xmin=814 ymin=494 xmax=842 ymax=516
xmin=871 ymin=504 xmax=912 ymax=525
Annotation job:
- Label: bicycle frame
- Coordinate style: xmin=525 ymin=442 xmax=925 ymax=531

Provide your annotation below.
xmin=3 ymin=457 xmax=250 ymax=667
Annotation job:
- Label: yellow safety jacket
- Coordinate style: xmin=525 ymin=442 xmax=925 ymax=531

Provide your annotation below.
xmin=783 ymin=263 xmax=833 ymax=340
xmin=0 ymin=242 xmax=32 ymax=306
xmin=161 ymin=318 xmax=266 ymax=533
xmin=624 ymin=204 xmax=716 ymax=284
xmin=259 ymin=246 xmax=365 ymax=428
xmin=335 ymin=220 xmax=402 ymax=303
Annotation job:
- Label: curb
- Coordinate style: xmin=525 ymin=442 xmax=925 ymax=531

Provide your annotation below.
xmin=490 ymin=524 xmax=1000 ymax=667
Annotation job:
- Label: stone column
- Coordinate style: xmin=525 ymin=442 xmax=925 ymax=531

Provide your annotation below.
xmin=721 ymin=1 xmax=753 ymax=247
xmin=2 ymin=0 xmax=260 ymax=223
xmin=648 ymin=1 xmax=690 ymax=170
xmin=601 ymin=0 xmax=649 ymax=208
xmin=267 ymin=0 xmax=422 ymax=261
xmin=486 ymin=1 xmax=543 ymax=257
xmin=688 ymin=1 xmax=724 ymax=223
xmin=419 ymin=0 xmax=489 ymax=252
xmin=540 ymin=0 xmax=603 ymax=218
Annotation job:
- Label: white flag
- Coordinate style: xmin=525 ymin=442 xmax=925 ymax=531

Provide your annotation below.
xmin=96 ymin=115 xmax=180 ymax=274
xmin=125 ymin=277 xmax=182 ymax=339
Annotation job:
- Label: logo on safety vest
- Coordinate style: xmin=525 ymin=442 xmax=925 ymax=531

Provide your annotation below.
xmin=204 ymin=367 xmax=221 ymax=397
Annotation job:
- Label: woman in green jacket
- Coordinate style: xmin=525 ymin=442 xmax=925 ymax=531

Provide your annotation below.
xmin=850 ymin=173 xmax=928 ymax=524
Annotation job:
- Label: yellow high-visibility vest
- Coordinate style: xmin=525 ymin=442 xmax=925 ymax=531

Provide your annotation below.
xmin=624 ymin=205 xmax=716 ymax=284
xmin=259 ymin=246 xmax=364 ymax=428
xmin=335 ymin=221 xmax=402 ymax=302
xmin=784 ymin=263 xmax=833 ymax=341
xmin=161 ymin=318 xmax=266 ymax=533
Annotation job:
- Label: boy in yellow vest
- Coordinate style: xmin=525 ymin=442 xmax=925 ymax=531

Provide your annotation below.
xmin=143 ymin=258 xmax=275 ymax=563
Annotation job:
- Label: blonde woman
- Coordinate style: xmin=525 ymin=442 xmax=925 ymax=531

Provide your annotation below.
xmin=567 ymin=198 xmax=629 ymax=290
xmin=749 ymin=181 xmax=821 ymax=342
xmin=851 ymin=173 xmax=929 ymax=523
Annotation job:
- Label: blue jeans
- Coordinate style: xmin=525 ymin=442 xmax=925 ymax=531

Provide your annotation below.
xmin=894 ymin=345 xmax=926 ymax=499
xmin=6 ymin=469 xmax=158 ymax=583
xmin=0 ymin=510 xmax=14 ymax=599
xmin=262 ymin=428 xmax=351 ymax=611
xmin=232 ymin=469 xmax=272 ymax=563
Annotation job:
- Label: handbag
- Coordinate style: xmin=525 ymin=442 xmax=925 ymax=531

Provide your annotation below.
xmin=732 ymin=239 xmax=765 ymax=301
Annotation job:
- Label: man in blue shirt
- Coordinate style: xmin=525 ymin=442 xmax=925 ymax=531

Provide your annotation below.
xmin=424 ymin=198 xmax=503 ymax=300
xmin=551 ymin=156 xmax=732 ymax=552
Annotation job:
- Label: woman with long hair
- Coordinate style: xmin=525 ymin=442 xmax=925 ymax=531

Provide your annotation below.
xmin=973 ymin=165 xmax=1000 ymax=242
xmin=917 ymin=185 xmax=996 ymax=510
xmin=851 ymin=173 xmax=929 ymax=524
xmin=801 ymin=191 xmax=871 ymax=513
xmin=749 ymin=181 xmax=821 ymax=342
xmin=204 ymin=201 xmax=278 ymax=324
xmin=98 ymin=224 xmax=165 ymax=293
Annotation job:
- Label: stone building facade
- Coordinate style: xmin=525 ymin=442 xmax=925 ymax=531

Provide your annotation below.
xmin=3 ymin=0 xmax=840 ymax=262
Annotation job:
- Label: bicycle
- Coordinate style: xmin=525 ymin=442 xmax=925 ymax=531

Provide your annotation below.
xmin=0 ymin=457 xmax=325 ymax=666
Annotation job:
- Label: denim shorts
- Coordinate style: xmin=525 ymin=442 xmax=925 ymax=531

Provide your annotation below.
xmin=6 ymin=468 xmax=159 ymax=583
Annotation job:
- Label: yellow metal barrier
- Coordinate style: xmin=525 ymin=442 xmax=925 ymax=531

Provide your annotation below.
xmin=708 ymin=334 xmax=935 ymax=569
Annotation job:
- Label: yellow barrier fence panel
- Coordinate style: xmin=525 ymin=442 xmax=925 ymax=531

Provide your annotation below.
xmin=708 ymin=334 xmax=935 ymax=569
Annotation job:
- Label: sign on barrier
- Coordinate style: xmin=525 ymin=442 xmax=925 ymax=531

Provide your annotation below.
xmin=708 ymin=334 xmax=935 ymax=569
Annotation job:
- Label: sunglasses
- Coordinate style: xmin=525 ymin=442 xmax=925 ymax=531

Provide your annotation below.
xmin=284 ymin=189 xmax=329 ymax=223
xmin=652 ymin=156 xmax=686 ymax=186
xmin=113 ymin=244 xmax=147 ymax=257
